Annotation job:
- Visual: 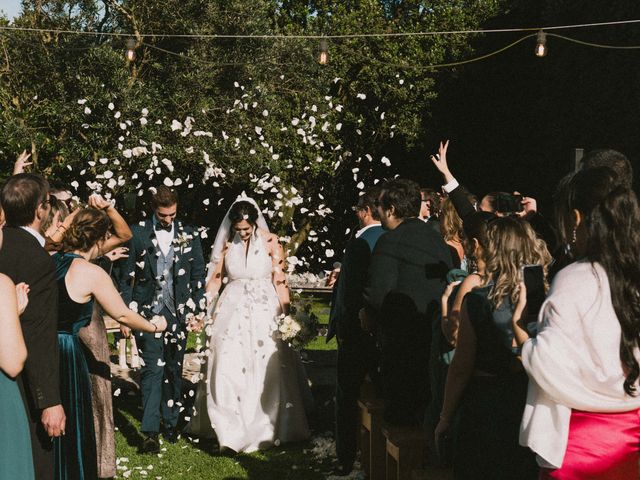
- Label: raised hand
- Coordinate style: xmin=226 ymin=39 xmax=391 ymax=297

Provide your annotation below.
xmin=430 ymin=140 xmax=455 ymax=184
xmin=515 ymin=193 xmax=537 ymax=218
xmin=88 ymin=194 xmax=112 ymax=211
xmin=15 ymin=282 xmax=30 ymax=316
xmin=13 ymin=150 xmax=33 ymax=175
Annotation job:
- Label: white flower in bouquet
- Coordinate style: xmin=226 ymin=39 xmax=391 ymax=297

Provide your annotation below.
xmin=277 ymin=314 xmax=302 ymax=342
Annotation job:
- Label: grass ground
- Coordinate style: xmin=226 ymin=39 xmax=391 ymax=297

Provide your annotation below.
xmin=112 ymin=294 xmax=340 ymax=479
xmin=113 ymin=393 xmax=332 ymax=479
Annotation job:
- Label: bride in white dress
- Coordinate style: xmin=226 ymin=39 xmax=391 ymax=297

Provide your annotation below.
xmin=186 ymin=196 xmax=311 ymax=453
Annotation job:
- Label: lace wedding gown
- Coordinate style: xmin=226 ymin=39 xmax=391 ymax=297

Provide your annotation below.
xmin=186 ymin=232 xmax=311 ymax=452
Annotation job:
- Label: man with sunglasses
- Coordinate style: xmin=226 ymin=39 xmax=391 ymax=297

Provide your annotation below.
xmin=327 ymin=185 xmax=384 ymax=476
xmin=0 ymin=173 xmax=65 ymax=480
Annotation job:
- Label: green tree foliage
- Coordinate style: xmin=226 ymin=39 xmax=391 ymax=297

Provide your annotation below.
xmin=0 ymin=0 xmax=502 ymax=268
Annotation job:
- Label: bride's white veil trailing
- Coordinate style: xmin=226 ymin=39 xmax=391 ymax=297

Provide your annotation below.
xmin=206 ymin=192 xmax=270 ymax=282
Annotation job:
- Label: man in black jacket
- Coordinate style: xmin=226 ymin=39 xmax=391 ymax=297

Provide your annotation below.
xmin=362 ymin=179 xmax=452 ymax=426
xmin=328 ymin=186 xmax=385 ymax=475
xmin=0 ymin=174 xmax=65 ymax=480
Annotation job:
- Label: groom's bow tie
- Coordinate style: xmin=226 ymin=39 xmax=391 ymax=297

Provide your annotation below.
xmin=155 ymin=222 xmax=172 ymax=232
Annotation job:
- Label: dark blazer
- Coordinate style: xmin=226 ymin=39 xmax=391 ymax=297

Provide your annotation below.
xmin=327 ymin=225 xmax=384 ymax=342
xmin=364 ymin=218 xmax=452 ymax=331
xmin=0 ymin=227 xmax=60 ymax=410
xmin=117 ymin=219 xmax=207 ymax=321
xmin=0 ymin=227 xmax=59 ymax=480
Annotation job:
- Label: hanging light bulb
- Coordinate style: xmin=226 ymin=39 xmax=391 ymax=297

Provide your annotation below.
xmin=318 ymin=38 xmax=328 ymax=65
xmin=535 ymin=30 xmax=547 ymax=57
xmin=126 ymin=37 xmax=136 ymax=62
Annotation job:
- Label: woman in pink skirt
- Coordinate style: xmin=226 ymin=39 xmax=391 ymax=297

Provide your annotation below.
xmin=512 ymin=166 xmax=640 ymax=479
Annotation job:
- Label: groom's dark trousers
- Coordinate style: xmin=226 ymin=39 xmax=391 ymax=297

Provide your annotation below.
xmin=137 ymin=306 xmax=188 ymax=433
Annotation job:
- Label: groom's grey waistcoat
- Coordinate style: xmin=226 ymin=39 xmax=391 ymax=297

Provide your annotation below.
xmin=154 ymin=245 xmax=176 ymax=315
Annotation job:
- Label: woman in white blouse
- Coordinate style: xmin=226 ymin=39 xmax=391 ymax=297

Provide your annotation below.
xmin=512 ymin=166 xmax=640 ymax=479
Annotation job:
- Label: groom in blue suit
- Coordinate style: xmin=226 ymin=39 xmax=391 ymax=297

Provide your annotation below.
xmin=327 ymin=185 xmax=384 ymax=476
xmin=118 ymin=186 xmax=206 ymax=453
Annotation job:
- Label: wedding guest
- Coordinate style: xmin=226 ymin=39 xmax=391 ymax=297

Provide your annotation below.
xmin=0 ymin=173 xmax=64 ymax=480
xmin=420 ymin=187 xmax=441 ymax=224
xmin=327 ymin=186 xmax=384 ymax=476
xmin=579 ymin=148 xmax=632 ymax=188
xmin=361 ymin=178 xmax=452 ymax=425
xmin=441 ymin=211 xmax=495 ymax=345
xmin=515 ymin=167 xmax=640 ymax=479
xmin=425 ymin=210 xmax=494 ymax=463
xmin=76 ymin=194 xmax=132 ymax=480
xmin=53 ymin=207 xmax=167 ymax=480
xmin=436 ymin=216 xmax=550 ymax=479
xmin=550 ymin=148 xmax=635 ymax=278
xmin=440 ymin=197 xmax=470 ymax=269
xmin=42 ymin=197 xmax=69 ymax=241
xmin=118 ymin=186 xmax=206 ymax=453
xmin=0 ymin=221 xmax=34 ymax=480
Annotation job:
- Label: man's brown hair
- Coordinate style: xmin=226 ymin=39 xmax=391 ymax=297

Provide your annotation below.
xmin=1 ymin=173 xmax=50 ymax=227
xmin=151 ymin=186 xmax=178 ymax=209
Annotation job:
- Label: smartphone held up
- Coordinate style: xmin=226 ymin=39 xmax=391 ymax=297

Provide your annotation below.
xmin=520 ymin=264 xmax=546 ymax=319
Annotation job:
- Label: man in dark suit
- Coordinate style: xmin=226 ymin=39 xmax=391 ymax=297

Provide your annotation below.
xmin=361 ymin=178 xmax=452 ymax=426
xmin=0 ymin=173 xmax=65 ymax=480
xmin=118 ymin=186 xmax=206 ymax=453
xmin=328 ymin=186 xmax=384 ymax=476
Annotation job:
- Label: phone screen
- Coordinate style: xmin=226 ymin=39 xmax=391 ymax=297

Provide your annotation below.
xmin=522 ymin=264 xmax=545 ymax=318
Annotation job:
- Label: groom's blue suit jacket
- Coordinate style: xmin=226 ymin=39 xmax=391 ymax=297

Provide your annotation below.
xmin=117 ymin=219 xmax=207 ymax=321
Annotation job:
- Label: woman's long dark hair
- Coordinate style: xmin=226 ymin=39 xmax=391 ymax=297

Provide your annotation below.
xmin=556 ymin=167 xmax=640 ymax=396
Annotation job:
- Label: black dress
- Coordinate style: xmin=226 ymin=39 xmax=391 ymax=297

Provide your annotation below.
xmin=453 ymin=286 xmax=537 ymax=480
xmin=53 ymin=253 xmax=97 ymax=480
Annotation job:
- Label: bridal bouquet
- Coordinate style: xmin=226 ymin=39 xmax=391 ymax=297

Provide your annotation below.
xmin=276 ymin=300 xmax=319 ymax=350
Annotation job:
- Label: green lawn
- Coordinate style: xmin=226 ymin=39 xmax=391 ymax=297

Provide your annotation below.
xmin=113 ymin=391 xmax=334 ymax=479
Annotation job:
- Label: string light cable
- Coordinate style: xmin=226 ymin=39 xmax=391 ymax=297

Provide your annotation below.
xmin=141 ymin=32 xmax=640 ymax=70
xmin=3 ymin=21 xmax=640 ymax=70
xmin=1 ymin=18 xmax=640 ymax=39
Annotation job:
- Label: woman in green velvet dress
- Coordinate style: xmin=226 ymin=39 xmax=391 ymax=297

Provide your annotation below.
xmin=0 ymin=225 xmax=33 ymax=480
xmin=53 ymin=208 xmax=168 ymax=480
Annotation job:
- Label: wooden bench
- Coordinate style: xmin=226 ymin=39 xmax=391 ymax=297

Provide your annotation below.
xmin=383 ymin=426 xmax=426 ymax=480
xmin=358 ymin=398 xmax=386 ymax=480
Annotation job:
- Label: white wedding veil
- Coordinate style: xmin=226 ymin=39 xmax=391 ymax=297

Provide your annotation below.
xmin=206 ymin=192 xmax=270 ymax=281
